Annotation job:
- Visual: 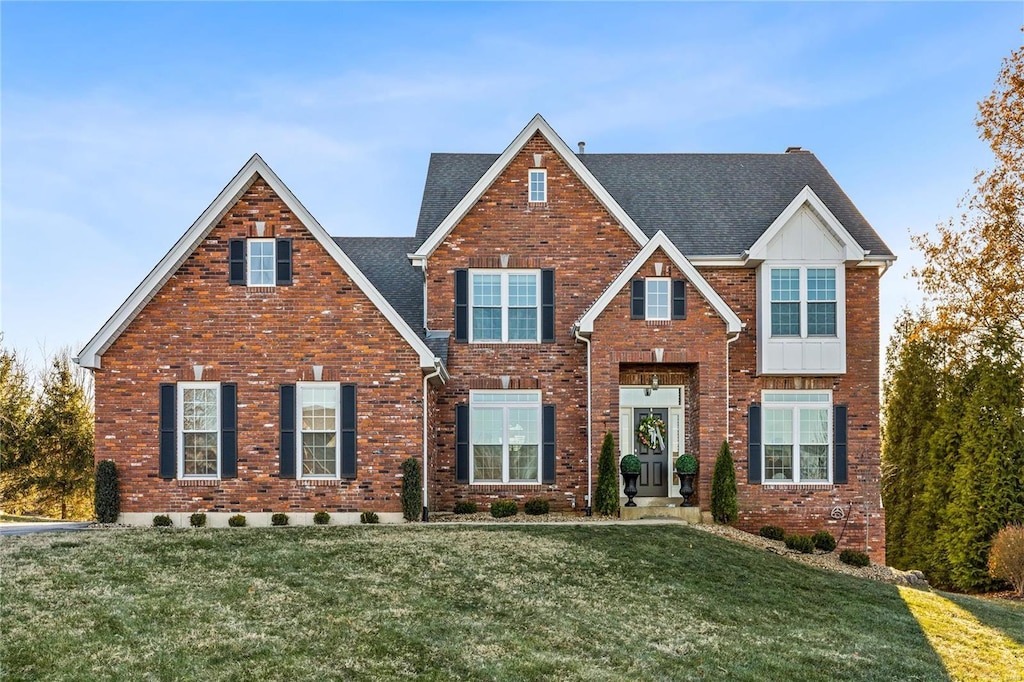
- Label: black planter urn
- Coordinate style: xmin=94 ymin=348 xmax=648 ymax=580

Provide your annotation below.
xmin=677 ymin=473 xmax=695 ymax=507
xmin=622 ymin=473 xmax=639 ymax=507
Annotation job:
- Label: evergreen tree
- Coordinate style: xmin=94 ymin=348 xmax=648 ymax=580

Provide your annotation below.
xmin=31 ymin=351 xmax=94 ymax=519
xmin=594 ymin=432 xmax=619 ymax=516
xmin=0 ymin=339 xmax=37 ymax=514
xmin=880 ymin=311 xmax=942 ymax=570
xmin=710 ymin=440 xmax=738 ymax=524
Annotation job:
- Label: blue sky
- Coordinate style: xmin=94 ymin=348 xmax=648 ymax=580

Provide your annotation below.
xmin=2 ymin=2 xmax=1022 ymax=373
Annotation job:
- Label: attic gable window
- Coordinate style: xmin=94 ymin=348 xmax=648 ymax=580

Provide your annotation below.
xmin=248 ymin=239 xmax=276 ymax=286
xmin=645 ymin=278 xmax=670 ymax=320
xmin=228 ymin=237 xmax=293 ymax=287
xmin=529 ymin=169 xmax=547 ymax=203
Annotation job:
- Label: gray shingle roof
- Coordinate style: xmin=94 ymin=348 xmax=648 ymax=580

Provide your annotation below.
xmin=414 ymin=152 xmax=893 ymax=258
xmin=334 ymin=237 xmax=423 ymax=335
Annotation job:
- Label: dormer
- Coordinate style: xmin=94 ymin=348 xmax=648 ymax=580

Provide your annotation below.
xmin=748 ymin=186 xmax=866 ymax=375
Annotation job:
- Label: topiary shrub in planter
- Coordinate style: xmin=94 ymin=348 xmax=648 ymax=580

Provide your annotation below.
xmin=313 ymin=511 xmax=330 ymax=525
xmin=840 ymin=549 xmax=871 ymax=567
xmin=594 ymin=432 xmax=620 ymax=516
xmin=360 ymin=511 xmax=380 ymax=524
xmin=453 ymin=501 xmax=478 ymax=515
xmin=784 ymin=534 xmax=815 ymax=554
xmin=812 ymin=530 xmax=837 ymax=552
xmin=989 ymin=523 xmax=1024 ymax=597
xmin=190 ymin=513 xmax=207 ymax=528
xmin=710 ymin=440 xmax=738 ymax=524
xmin=271 ymin=513 xmax=288 ymax=527
xmin=490 ymin=500 xmax=518 ymax=518
xmin=94 ymin=460 xmax=120 ymax=524
xmin=524 ymin=499 xmax=550 ymax=516
xmin=759 ymin=525 xmax=785 ymax=541
xmin=152 ymin=514 xmax=172 ymax=527
xmin=401 ymin=458 xmax=422 ymax=522
xmin=228 ymin=514 xmax=246 ymax=528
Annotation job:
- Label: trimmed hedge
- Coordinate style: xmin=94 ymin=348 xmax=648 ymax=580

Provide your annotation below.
xmin=228 ymin=514 xmax=246 ymax=528
xmin=840 ymin=549 xmax=871 ymax=567
xmin=490 ymin=500 xmax=518 ymax=518
xmin=784 ymin=534 xmax=815 ymax=554
xmin=189 ymin=513 xmax=207 ymax=528
xmin=453 ymin=501 xmax=478 ymax=515
xmin=812 ymin=530 xmax=837 ymax=552
xmin=152 ymin=515 xmax=172 ymax=527
xmin=759 ymin=525 xmax=785 ymax=541
xmin=594 ymin=432 xmax=619 ymax=516
xmin=271 ymin=513 xmax=289 ymax=527
xmin=94 ymin=460 xmax=120 ymax=524
xmin=313 ymin=511 xmax=330 ymax=525
xmin=710 ymin=441 xmax=738 ymax=524
xmin=524 ymin=499 xmax=550 ymax=516
xmin=360 ymin=511 xmax=380 ymax=524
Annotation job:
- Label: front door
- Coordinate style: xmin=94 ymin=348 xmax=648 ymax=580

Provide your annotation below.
xmin=634 ymin=408 xmax=669 ymax=496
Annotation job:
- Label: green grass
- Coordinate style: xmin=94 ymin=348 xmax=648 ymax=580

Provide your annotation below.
xmin=0 ymin=513 xmax=56 ymax=523
xmin=2 ymin=525 xmax=1021 ymax=681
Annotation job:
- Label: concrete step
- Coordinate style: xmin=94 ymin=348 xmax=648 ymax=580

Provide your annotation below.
xmin=619 ymin=501 xmax=703 ymax=523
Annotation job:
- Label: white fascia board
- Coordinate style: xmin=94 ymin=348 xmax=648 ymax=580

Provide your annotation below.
xmin=688 ymin=255 xmax=748 ymax=267
xmin=77 ymin=154 xmax=443 ymax=375
xmin=577 ymin=231 xmax=742 ymax=335
xmin=745 ymin=186 xmax=866 ymax=265
xmin=412 ymin=114 xmax=649 ymax=259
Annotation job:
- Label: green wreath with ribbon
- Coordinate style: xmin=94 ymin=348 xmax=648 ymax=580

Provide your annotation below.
xmin=636 ymin=414 xmax=667 ymax=450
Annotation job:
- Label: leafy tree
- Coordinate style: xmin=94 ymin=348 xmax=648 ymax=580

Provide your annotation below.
xmin=594 ymin=432 xmax=619 ymax=516
xmin=710 ymin=440 xmax=738 ymax=524
xmin=881 ymin=310 xmax=942 ymax=570
xmin=31 ymin=351 xmax=94 ymax=519
xmin=0 ymin=339 xmax=36 ymax=512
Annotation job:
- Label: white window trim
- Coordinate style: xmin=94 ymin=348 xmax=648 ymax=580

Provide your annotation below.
xmin=767 ymin=264 xmax=840 ymax=339
xmin=528 ymin=169 xmax=547 ymax=203
xmin=469 ymin=390 xmax=542 ymax=485
xmin=247 ymin=238 xmax=276 ymax=287
xmin=761 ymin=390 xmax=832 ymax=485
xmin=296 ymin=381 xmax=341 ymax=480
xmin=177 ymin=381 xmax=221 ymax=480
xmin=469 ymin=269 xmax=541 ymax=344
xmin=645 ymin=277 xmax=671 ymax=321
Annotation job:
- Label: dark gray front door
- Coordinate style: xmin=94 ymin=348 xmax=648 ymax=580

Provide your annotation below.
xmin=634 ymin=408 xmax=669 ymax=496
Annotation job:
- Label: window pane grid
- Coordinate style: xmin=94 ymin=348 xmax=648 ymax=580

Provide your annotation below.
xmin=470 ymin=393 xmax=541 ymax=483
xmin=470 ymin=272 xmax=539 ymax=342
xmin=248 ymin=240 xmax=275 ymax=286
xmin=529 ymin=170 xmax=546 ymax=202
xmin=762 ymin=395 xmax=831 ymax=483
xmin=299 ymin=385 xmax=339 ymax=478
xmin=182 ymin=385 xmax=218 ymax=477
xmin=646 ymin=279 xmax=669 ymax=320
xmin=771 ymin=269 xmax=800 ymax=301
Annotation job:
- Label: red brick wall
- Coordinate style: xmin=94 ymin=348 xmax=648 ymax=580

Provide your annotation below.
xmin=425 ymin=133 xmax=640 ymax=512
xmin=94 ymin=177 xmax=424 ymax=514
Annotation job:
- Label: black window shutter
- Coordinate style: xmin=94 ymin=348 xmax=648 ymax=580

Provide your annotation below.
xmin=631 ymin=280 xmax=645 ymax=319
xmin=229 ymin=238 xmax=245 ymax=285
xmin=542 ymin=405 xmax=556 ymax=484
xmin=159 ymin=383 xmax=176 ymax=479
xmin=747 ymin=402 xmax=762 ymax=484
xmin=834 ymin=404 xmax=848 ymax=484
xmin=672 ymin=280 xmax=687 ymax=320
xmin=455 ymin=404 xmax=469 ymax=483
xmin=279 ymin=384 xmax=296 ymax=479
xmin=454 ymin=269 xmax=468 ymax=343
xmin=341 ymin=384 xmax=357 ymax=479
xmin=541 ymin=269 xmax=555 ymax=343
xmin=276 ymin=238 xmax=292 ymax=286
xmin=220 ymin=383 xmax=237 ymax=479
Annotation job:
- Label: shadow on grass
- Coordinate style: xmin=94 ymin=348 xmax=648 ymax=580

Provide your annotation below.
xmin=941 ymin=590 xmax=1024 ymax=647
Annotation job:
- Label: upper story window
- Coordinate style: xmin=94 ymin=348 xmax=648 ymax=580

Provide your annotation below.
xmin=470 ymin=391 xmax=541 ymax=484
xmin=247 ymin=239 xmax=276 ymax=286
xmin=298 ymin=382 xmax=340 ymax=479
xmin=178 ymin=382 xmax=221 ymax=478
xmin=471 ymin=270 xmax=539 ymax=343
xmin=529 ymin=169 xmax=547 ymax=203
xmin=770 ymin=267 xmax=837 ymax=338
xmin=645 ymin=278 xmax=670 ymax=320
xmin=762 ymin=391 xmax=831 ymax=484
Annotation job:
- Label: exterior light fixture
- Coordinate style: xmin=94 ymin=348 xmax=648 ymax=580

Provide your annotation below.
xmin=651 ymin=374 xmax=659 ymax=391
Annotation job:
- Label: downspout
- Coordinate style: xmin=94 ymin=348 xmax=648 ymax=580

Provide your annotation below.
xmin=725 ymin=331 xmax=741 ymax=441
xmin=422 ymin=360 xmax=442 ymax=522
xmin=573 ymin=325 xmax=593 ymax=516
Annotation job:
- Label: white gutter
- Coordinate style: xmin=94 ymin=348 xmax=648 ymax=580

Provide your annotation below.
xmin=725 ymin=331 xmax=742 ymax=441
xmin=573 ymin=325 xmax=593 ymax=516
xmin=421 ymin=360 xmax=443 ymax=521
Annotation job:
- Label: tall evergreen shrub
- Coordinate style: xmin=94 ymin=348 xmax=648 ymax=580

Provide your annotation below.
xmin=401 ymin=457 xmax=422 ymax=522
xmin=710 ymin=440 xmax=738 ymax=524
xmin=94 ymin=460 xmax=120 ymax=524
xmin=594 ymin=432 xmax=619 ymax=516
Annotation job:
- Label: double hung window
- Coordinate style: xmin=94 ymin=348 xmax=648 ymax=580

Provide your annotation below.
xmin=770 ymin=267 xmax=837 ymax=337
xmin=645 ymin=278 xmax=670 ymax=320
xmin=528 ymin=169 xmax=547 ymax=203
xmin=762 ymin=391 xmax=831 ymax=483
xmin=247 ymin=239 xmax=276 ymax=286
xmin=470 ymin=392 xmax=541 ymax=484
xmin=471 ymin=271 xmax=539 ymax=343
xmin=179 ymin=382 xmax=220 ymax=478
xmin=298 ymin=383 xmax=340 ymax=478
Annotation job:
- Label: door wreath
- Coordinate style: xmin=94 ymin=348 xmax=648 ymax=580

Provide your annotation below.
xmin=636 ymin=414 xmax=667 ymax=452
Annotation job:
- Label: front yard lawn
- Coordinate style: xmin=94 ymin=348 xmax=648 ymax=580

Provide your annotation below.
xmin=2 ymin=524 xmax=1021 ymax=681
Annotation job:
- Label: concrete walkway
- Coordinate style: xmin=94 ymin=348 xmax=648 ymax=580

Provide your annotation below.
xmin=0 ymin=522 xmax=91 ymax=536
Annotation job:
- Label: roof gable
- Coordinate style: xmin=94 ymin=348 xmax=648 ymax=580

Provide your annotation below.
xmin=412 ymin=114 xmax=649 ymax=261
xmin=745 ymin=186 xmax=866 ymax=264
xmin=577 ymin=231 xmax=742 ymax=335
xmin=77 ymin=155 xmax=442 ymax=373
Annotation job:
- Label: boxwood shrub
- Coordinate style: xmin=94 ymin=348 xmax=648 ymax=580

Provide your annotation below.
xmin=811 ymin=530 xmax=837 ymax=552
xmin=524 ymin=499 xmax=550 ymax=516
xmin=271 ymin=513 xmax=289 ymax=527
xmin=152 ymin=514 xmax=172 ymax=527
xmin=228 ymin=514 xmax=246 ymax=528
xmin=360 ymin=511 xmax=380 ymax=524
xmin=453 ymin=501 xmax=478 ymax=515
xmin=490 ymin=500 xmax=518 ymax=518
xmin=189 ymin=512 xmax=207 ymax=528
xmin=840 ymin=549 xmax=871 ymax=567
xmin=313 ymin=511 xmax=330 ymax=525
xmin=784 ymin=533 xmax=815 ymax=554
xmin=759 ymin=525 xmax=785 ymax=541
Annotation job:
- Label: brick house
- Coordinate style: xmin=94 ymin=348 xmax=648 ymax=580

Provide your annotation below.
xmin=77 ymin=115 xmax=894 ymax=560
